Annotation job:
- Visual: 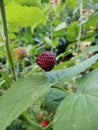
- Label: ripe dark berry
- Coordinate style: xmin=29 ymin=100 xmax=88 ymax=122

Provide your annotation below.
xmin=41 ymin=119 xmax=49 ymax=128
xmin=36 ymin=52 xmax=56 ymax=71
xmin=13 ymin=47 xmax=27 ymax=60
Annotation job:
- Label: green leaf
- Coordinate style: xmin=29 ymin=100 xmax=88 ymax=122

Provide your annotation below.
xmin=6 ymin=1 xmax=46 ymax=28
xmin=92 ymin=61 xmax=98 ymax=68
xmin=43 ymin=4 xmax=51 ymax=16
xmin=44 ymin=88 xmax=68 ymax=111
xmin=65 ymin=0 xmax=77 ymax=9
xmin=53 ymin=70 xmax=98 ymax=130
xmin=0 ymin=71 xmax=13 ymax=87
xmin=66 ymin=21 xmax=79 ymax=41
xmin=78 ymin=45 xmax=98 ymax=58
xmin=8 ymin=23 xmax=19 ymax=33
xmin=54 ymin=58 xmax=75 ymax=70
xmin=4 ymin=0 xmax=10 ymax=5
xmin=46 ymin=54 xmax=98 ymax=83
xmin=14 ymin=0 xmax=42 ymax=8
xmin=42 ymin=0 xmax=49 ymax=2
xmin=0 ymin=74 xmax=49 ymax=130
xmin=54 ymin=22 xmax=67 ymax=32
xmin=53 ymin=29 xmax=66 ymax=37
xmin=85 ymin=14 xmax=98 ymax=29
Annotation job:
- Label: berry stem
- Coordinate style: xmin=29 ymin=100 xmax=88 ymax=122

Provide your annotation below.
xmin=0 ymin=0 xmax=16 ymax=80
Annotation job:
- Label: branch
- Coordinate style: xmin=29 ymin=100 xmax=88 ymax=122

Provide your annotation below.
xmin=0 ymin=0 xmax=16 ymax=80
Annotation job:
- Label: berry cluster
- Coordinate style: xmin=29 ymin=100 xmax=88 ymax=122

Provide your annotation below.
xmin=37 ymin=109 xmax=54 ymax=128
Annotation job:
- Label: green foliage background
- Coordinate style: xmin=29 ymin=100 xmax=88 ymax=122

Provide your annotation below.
xmin=0 ymin=0 xmax=98 ymax=130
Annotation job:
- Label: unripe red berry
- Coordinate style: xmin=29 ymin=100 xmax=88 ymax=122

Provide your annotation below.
xmin=41 ymin=119 xmax=50 ymax=128
xmin=36 ymin=52 xmax=56 ymax=71
xmin=13 ymin=47 xmax=27 ymax=60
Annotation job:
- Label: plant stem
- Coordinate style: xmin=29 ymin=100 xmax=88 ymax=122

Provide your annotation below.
xmin=0 ymin=0 xmax=16 ymax=80
xmin=50 ymin=2 xmax=55 ymax=52
xmin=50 ymin=19 xmax=53 ymax=52
xmin=76 ymin=0 xmax=83 ymax=54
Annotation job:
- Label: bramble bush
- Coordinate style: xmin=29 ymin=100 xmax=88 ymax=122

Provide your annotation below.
xmin=0 ymin=0 xmax=98 ymax=130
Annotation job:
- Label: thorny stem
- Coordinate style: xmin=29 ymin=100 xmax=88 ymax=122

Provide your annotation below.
xmin=0 ymin=0 xmax=16 ymax=80
xmin=76 ymin=0 xmax=83 ymax=55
